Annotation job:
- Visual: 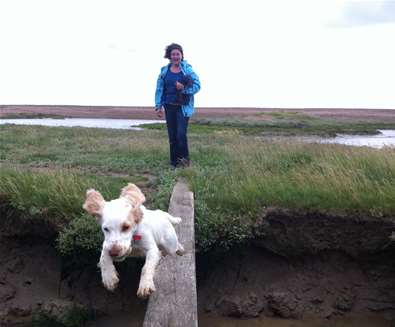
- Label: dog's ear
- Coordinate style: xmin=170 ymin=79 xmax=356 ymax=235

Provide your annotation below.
xmin=83 ymin=189 xmax=105 ymax=218
xmin=128 ymin=206 xmax=143 ymax=224
xmin=120 ymin=183 xmax=146 ymax=207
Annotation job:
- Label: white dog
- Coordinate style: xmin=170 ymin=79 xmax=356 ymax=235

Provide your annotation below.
xmin=82 ymin=183 xmax=184 ymax=298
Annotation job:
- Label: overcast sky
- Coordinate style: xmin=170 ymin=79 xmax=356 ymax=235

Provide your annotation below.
xmin=1 ymin=0 xmax=394 ymax=108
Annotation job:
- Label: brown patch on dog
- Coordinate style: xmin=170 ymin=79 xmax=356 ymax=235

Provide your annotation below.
xmin=83 ymin=189 xmax=105 ymax=218
xmin=128 ymin=206 xmax=143 ymax=224
xmin=120 ymin=183 xmax=146 ymax=207
xmin=121 ymin=222 xmax=132 ymax=232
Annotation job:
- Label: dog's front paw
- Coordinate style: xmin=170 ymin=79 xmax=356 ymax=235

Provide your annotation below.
xmin=176 ymin=242 xmax=185 ymax=256
xmin=172 ymin=216 xmax=182 ymax=224
xmin=102 ymin=271 xmax=119 ymax=291
xmin=137 ymin=280 xmax=156 ymax=298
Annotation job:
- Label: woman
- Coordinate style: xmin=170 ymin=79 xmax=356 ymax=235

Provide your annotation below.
xmin=155 ymin=43 xmax=201 ymax=168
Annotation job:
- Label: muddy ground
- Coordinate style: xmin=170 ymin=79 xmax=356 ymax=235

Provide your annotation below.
xmin=1 ymin=206 xmax=395 ymax=326
xmin=198 ymin=209 xmax=395 ymax=322
xmin=1 ymin=105 xmax=395 ymax=122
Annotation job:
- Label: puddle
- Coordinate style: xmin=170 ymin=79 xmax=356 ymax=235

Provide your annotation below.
xmin=0 ymin=118 xmax=164 ymax=130
xmin=319 ymin=129 xmax=395 ymax=148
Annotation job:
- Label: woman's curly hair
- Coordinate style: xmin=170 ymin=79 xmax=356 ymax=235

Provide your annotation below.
xmin=164 ymin=43 xmax=184 ymax=60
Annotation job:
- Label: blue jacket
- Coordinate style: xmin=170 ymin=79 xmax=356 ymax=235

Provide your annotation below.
xmin=155 ymin=60 xmax=201 ymax=117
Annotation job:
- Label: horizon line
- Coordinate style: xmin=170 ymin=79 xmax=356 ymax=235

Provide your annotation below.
xmin=1 ymin=104 xmax=395 ymax=111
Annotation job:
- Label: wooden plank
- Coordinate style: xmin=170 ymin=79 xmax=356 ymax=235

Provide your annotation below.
xmin=143 ymin=180 xmax=198 ymax=327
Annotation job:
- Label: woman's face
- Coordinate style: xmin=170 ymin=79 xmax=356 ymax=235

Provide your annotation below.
xmin=170 ymin=49 xmax=182 ymax=65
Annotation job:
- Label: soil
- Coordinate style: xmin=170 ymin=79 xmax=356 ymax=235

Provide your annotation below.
xmin=1 ymin=205 xmax=395 ymax=326
xmin=199 ymin=312 xmax=394 ymax=327
xmin=1 ymin=105 xmax=395 ymax=122
xmin=0 ymin=236 xmax=147 ymax=327
xmin=0 ymin=208 xmax=147 ymax=327
xmin=197 ymin=209 xmax=395 ymax=323
xmin=198 ymin=248 xmax=395 ymax=321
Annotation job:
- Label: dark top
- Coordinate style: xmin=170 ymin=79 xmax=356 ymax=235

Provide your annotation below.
xmin=163 ymin=69 xmax=184 ymax=105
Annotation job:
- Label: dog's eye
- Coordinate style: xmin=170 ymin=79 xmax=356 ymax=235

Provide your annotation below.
xmin=121 ymin=224 xmax=131 ymax=232
xmin=103 ymin=227 xmax=110 ymax=233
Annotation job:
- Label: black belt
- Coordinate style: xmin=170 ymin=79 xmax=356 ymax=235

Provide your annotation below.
xmin=165 ymin=103 xmax=182 ymax=107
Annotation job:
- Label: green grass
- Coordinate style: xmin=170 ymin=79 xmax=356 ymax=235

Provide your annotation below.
xmin=186 ymin=141 xmax=395 ymax=214
xmin=179 ymin=139 xmax=395 ymax=249
xmin=0 ymin=125 xmax=171 ymax=172
xmin=0 ymin=167 xmax=141 ymax=224
xmin=142 ymin=114 xmax=395 ymax=136
xmin=1 ymin=124 xmax=395 ymax=256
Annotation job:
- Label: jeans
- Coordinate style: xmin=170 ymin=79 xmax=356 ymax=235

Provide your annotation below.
xmin=164 ymin=104 xmax=190 ymax=167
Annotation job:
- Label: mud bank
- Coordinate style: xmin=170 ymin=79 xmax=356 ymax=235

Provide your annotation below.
xmin=0 ymin=207 xmax=147 ymax=326
xmin=198 ymin=209 xmax=395 ymax=325
xmin=1 ymin=207 xmax=395 ymax=326
xmin=0 ymin=237 xmax=147 ymax=326
xmin=198 ymin=248 xmax=395 ymax=319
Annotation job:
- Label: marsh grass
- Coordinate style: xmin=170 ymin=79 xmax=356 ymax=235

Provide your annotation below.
xmin=142 ymin=115 xmax=395 ymax=136
xmin=1 ymin=124 xmax=395 ymax=253
xmin=177 ymin=139 xmax=395 ymax=249
xmin=0 ymin=167 xmax=136 ymax=225
xmin=188 ymin=140 xmax=395 ymax=215
xmin=0 ymin=125 xmax=170 ymax=172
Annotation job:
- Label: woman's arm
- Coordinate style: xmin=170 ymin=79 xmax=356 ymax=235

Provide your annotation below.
xmin=154 ymin=73 xmax=164 ymax=109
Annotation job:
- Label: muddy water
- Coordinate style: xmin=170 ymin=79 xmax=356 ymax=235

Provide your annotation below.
xmin=199 ymin=312 xmax=393 ymax=327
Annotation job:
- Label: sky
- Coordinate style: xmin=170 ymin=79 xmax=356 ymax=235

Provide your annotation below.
xmin=0 ymin=0 xmax=395 ymax=108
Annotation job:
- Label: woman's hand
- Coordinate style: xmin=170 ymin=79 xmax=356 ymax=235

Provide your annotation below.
xmin=175 ymin=81 xmax=184 ymax=90
xmin=156 ymin=107 xmax=164 ymax=118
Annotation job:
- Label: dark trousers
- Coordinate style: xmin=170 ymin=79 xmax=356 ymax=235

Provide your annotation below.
xmin=164 ymin=104 xmax=190 ymax=167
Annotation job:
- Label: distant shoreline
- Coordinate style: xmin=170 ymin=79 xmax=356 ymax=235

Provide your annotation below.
xmin=1 ymin=104 xmax=395 ymax=121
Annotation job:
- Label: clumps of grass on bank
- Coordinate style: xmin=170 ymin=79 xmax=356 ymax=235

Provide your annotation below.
xmin=0 ymin=168 xmax=135 ymax=225
xmin=179 ymin=140 xmax=395 ymax=250
xmin=192 ymin=141 xmax=395 ymax=215
xmin=56 ymin=214 xmax=103 ymax=265
xmin=32 ymin=305 xmax=94 ymax=327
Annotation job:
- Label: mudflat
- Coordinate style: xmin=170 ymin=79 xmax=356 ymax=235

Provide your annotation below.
xmin=1 ymin=105 xmax=395 ymax=121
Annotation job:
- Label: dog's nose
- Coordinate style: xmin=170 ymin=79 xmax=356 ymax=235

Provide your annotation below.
xmin=109 ymin=245 xmax=122 ymax=257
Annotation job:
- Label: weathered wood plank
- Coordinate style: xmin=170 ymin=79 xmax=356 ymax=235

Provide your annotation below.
xmin=143 ymin=180 xmax=198 ymax=327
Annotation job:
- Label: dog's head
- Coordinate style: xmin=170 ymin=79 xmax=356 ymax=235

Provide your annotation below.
xmin=83 ymin=183 xmax=145 ymax=261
